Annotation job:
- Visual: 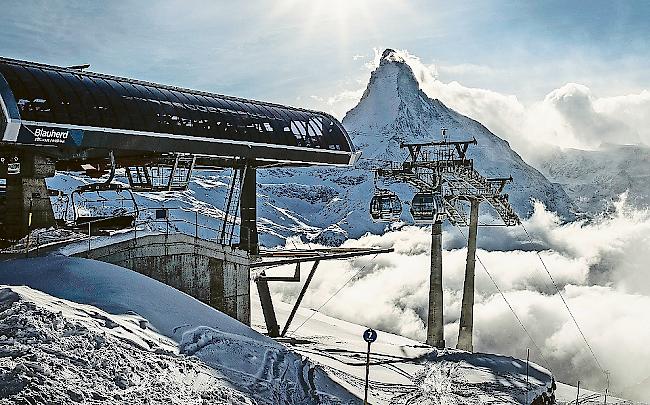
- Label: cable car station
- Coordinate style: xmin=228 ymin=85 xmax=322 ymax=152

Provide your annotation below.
xmin=0 ymin=57 xmax=391 ymax=328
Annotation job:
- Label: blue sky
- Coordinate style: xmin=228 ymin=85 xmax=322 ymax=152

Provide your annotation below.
xmin=1 ymin=0 xmax=648 ymax=116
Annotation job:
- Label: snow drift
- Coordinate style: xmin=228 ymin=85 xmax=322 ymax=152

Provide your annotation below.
xmin=0 ymin=257 xmax=357 ymax=404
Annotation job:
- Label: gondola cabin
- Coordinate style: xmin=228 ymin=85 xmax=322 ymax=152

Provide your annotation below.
xmin=369 ymin=189 xmax=402 ymax=222
xmin=410 ymin=192 xmax=440 ymax=223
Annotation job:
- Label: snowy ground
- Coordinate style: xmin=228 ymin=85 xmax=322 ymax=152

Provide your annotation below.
xmin=0 ymin=286 xmax=253 ymax=404
xmin=0 ymin=257 xmax=358 ymax=404
xmin=251 ymin=298 xmax=555 ymax=404
xmin=0 ymin=255 xmax=640 ymax=404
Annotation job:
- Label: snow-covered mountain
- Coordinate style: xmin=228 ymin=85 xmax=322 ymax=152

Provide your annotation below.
xmin=249 ymin=49 xmax=572 ymax=245
xmin=532 ymin=143 xmax=650 ymax=215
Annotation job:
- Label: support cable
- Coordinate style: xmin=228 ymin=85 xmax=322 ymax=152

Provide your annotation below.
xmin=519 ymin=223 xmax=608 ymax=378
xmin=289 ymin=253 xmax=380 ymax=335
xmin=453 ymin=223 xmax=553 ymax=372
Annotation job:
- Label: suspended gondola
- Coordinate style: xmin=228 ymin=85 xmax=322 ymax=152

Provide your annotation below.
xmin=369 ymin=189 xmax=402 ymax=222
xmin=410 ymin=192 xmax=441 ymax=223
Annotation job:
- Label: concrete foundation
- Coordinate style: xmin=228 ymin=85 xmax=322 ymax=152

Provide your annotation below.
xmin=2 ymin=154 xmax=56 ymax=242
xmin=426 ymin=221 xmax=445 ymax=348
xmin=76 ymin=233 xmax=251 ymax=325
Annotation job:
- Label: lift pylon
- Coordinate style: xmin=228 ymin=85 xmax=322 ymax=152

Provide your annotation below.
xmin=371 ymin=129 xmax=520 ymax=350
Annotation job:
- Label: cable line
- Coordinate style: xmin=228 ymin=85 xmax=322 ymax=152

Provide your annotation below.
xmin=519 ymin=223 xmax=607 ymax=378
xmin=289 ymin=253 xmax=380 ymax=335
xmin=453 ymin=223 xmax=554 ymax=372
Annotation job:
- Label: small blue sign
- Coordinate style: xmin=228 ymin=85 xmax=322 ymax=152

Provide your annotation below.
xmin=363 ymin=328 xmax=377 ymax=343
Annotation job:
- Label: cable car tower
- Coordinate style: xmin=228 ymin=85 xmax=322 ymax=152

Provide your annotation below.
xmin=371 ymin=129 xmax=520 ymax=350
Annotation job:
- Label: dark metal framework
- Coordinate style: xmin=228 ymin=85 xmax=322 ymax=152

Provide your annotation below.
xmin=0 ymin=57 xmax=358 ymax=166
xmin=253 ymin=247 xmax=394 ymax=338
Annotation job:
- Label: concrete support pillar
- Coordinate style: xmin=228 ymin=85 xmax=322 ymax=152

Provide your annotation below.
xmin=457 ymin=198 xmax=480 ymax=352
xmin=426 ymin=220 xmax=445 ymax=348
xmin=2 ymin=154 xmax=55 ymax=242
xmin=240 ymin=163 xmax=258 ymax=255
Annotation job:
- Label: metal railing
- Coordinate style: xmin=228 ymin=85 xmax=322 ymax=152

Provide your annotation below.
xmin=13 ymin=206 xmax=252 ymax=257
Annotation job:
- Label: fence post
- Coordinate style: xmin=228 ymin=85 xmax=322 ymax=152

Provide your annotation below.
xmin=525 ymin=348 xmax=529 ymax=403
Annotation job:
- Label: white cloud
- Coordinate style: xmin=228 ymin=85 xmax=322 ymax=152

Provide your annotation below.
xmin=267 ymin=197 xmax=650 ymax=401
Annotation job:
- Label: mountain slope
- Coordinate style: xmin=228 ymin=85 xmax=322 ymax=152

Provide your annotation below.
xmin=0 ymin=257 xmax=359 ymax=405
xmin=251 ymin=49 xmax=572 ymax=245
xmin=533 ymin=143 xmax=650 ymax=215
xmin=343 ymin=49 xmax=572 ymax=221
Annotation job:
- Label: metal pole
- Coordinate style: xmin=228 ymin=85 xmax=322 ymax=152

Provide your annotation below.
xmin=576 ymin=380 xmax=580 ymax=405
xmin=525 ymin=348 xmax=530 ymax=404
xmin=87 ymin=221 xmax=91 ymax=254
xmin=281 ymin=260 xmax=320 ymax=337
xmin=25 ymin=200 xmax=33 ymax=258
xmin=604 ymin=371 xmax=609 ymax=404
xmin=195 ymin=210 xmax=198 ymax=239
xmin=457 ymin=198 xmax=479 ymax=352
xmin=256 ymin=273 xmax=280 ymax=338
xmin=426 ymin=221 xmax=445 ymax=348
xmin=364 ymin=340 xmax=371 ymax=405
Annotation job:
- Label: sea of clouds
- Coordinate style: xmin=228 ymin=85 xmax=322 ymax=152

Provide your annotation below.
xmin=267 ymin=196 xmax=650 ymax=401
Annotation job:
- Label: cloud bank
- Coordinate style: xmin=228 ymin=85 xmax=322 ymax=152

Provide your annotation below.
xmin=266 ymin=197 xmax=650 ymax=401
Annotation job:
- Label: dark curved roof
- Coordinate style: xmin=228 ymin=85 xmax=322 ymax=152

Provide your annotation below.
xmin=0 ymin=57 xmax=357 ymax=165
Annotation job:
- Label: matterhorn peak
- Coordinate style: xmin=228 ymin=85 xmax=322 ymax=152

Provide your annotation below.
xmin=380 ymin=48 xmax=407 ymax=64
xmin=342 ymin=49 xmax=427 ymax=135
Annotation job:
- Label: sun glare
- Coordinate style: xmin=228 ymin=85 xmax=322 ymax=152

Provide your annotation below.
xmin=266 ymin=0 xmax=406 ymax=50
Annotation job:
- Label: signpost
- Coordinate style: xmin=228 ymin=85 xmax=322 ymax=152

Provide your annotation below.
xmin=363 ymin=328 xmax=378 ymax=405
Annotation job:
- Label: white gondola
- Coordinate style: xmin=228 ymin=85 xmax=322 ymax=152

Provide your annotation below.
xmin=410 ymin=192 xmax=440 ymax=223
xmin=369 ymin=189 xmax=402 ymax=222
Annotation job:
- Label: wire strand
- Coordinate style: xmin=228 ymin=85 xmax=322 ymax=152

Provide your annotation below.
xmin=289 ymin=253 xmax=380 ymax=335
xmin=520 ymin=223 xmax=607 ymax=377
xmin=453 ymin=223 xmax=554 ymax=372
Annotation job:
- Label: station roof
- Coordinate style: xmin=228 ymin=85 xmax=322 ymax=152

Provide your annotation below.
xmin=0 ymin=57 xmax=358 ymax=166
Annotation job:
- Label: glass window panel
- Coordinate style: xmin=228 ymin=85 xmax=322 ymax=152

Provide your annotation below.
xmin=119 ymin=82 xmax=158 ymax=133
xmin=145 ymin=87 xmax=179 ymax=134
xmin=106 ymin=79 xmax=147 ymax=131
xmin=264 ymin=105 xmax=297 ymax=146
xmin=15 ymin=66 xmax=52 ymax=122
xmin=26 ymin=67 xmax=71 ymax=123
xmin=183 ymin=92 xmax=218 ymax=137
xmin=80 ymin=76 xmax=113 ymax=127
xmin=201 ymin=96 xmax=242 ymax=140
xmin=131 ymin=84 xmax=164 ymax=133
xmin=0 ymin=65 xmax=34 ymax=120
xmin=91 ymin=78 xmax=133 ymax=130
xmin=156 ymin=88 xmax=191 ymax=135
xmin=58 ymin=71 xmax=102 ymax=126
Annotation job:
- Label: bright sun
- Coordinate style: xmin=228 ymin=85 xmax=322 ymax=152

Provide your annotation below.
xmin=267 ymin=0 xmax=389 ymax=45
